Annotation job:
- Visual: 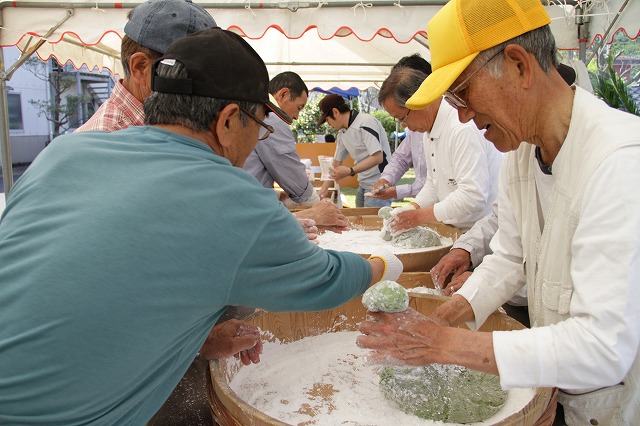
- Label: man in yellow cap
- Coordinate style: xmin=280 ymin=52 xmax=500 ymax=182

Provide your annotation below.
xmin=357 ymin=1 xmax=640 ymax=425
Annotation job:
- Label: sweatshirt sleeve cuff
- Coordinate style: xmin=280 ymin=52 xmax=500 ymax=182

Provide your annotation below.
xmin=395 ymin=185 xmax=409 ymax=200
xmin=494 ymin=327 xmax=556 ymax=389
xmin=432 ymin=202 xmax=447 ymax=223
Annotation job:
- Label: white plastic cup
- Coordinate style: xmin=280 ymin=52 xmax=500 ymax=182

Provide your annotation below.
xmin=318 ymin=155 xmax=334 ymax=181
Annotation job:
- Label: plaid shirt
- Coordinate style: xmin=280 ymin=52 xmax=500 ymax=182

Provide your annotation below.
xmin=76 ymin=80 xmax=144 ymax=133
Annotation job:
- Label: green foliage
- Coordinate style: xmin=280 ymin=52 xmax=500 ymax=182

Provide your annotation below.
xmin=591 ymin=48 xmax=640 ymax=116
xmin=292 ymin=92 xmax=395 ymax=144
xmin=612 ymin=30 xmax=640 ymax=57
xmin=370 ymin=109 xmax=396 ymax=141
xmin=29 ymin=93 xmax=88 ymax=132
xmin=291 ymin=94 xmax=330 ymax=142
xmin=24 ymin=57 xmax=89 ymax=136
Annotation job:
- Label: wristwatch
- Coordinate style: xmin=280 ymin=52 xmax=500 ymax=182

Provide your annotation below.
xmin=349 ymin=167 xmax=356 ymax=176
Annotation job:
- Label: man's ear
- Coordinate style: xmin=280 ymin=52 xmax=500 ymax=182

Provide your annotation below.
xmin=274 ymin=87 xmax=290 ymax=103
xmin=503 ymin=44 xmax=534 ymax=89
xmin=129 ymin=52 xmax=154 ymax=90
xmin=214 ymin=103 xmax=242 ymax=148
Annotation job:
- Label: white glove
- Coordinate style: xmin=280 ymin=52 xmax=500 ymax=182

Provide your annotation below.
xmin=368 ymin=248 xmax=403 ymax=282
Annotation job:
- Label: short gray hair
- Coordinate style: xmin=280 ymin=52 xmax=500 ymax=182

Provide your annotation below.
xmin=477 ymin=25 xmax=558 ymax=78
xmin=144 ymin=60 xmax=262 ymax=131
xmin=378 ymin=67 xmax=428 ymax=107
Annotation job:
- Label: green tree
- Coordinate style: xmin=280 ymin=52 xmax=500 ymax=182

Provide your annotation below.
xmin=370 ymin=109 xmax=395 ymax=138
xmin=24 ymin=58 xmax=90 ymax=137
xmin=291 ymin=94 xmax=328 ymax=142
xmin=292 ymin=92 xmax=395 ymax=144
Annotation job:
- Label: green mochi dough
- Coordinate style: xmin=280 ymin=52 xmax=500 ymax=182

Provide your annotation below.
xmin=378 ymin=206 xmax=394 ymax=219
xmin=392 ymin=226 xmax=442 ymax=249
xmin=362 ymin=280 xmax=409 ymax=313
xmin=379 ymin=365 xmax=508 ymax=423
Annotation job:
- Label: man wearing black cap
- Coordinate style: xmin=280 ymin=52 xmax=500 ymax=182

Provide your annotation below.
xmin=76 ymin=0 xmax=217 ymax=133
xmin=0 ymin=28 xmax=402 ymax=425
xmin=316 ymin=94 xmax=393 ymax=208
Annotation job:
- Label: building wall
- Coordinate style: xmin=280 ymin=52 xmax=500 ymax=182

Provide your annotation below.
xmin=3 ymin=46 xmax=52 ymax=165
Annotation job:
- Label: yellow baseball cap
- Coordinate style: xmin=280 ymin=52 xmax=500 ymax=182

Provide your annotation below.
xmin=406 ymin=0 xmax=551 ymax=109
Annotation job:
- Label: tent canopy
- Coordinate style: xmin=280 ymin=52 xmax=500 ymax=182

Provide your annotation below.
xmin=1 ymin=0 xmax=638 ymax=90
xmin=1 ymin=0 xmax=639 ymax=196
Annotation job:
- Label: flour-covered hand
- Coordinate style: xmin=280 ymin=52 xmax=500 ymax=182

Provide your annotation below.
xmin=388 ymin=205 xmax=419 ymax=236
xmin=431 ymin=248 xmax=471 ymax=289
xmin=357 ymin=308 xmax=446 ymax=366
xmin=199 ymin=319 xmax=263 ymax=365
xmin=296 ymin=218 xmax=319 ymax=244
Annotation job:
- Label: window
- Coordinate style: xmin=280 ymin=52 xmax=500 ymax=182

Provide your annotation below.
xmin=8 ymin=93 xmax=24 ymax=130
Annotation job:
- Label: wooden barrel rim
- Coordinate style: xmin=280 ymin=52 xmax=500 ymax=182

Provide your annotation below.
xmin=209 ymin=288 xmax=556 ymax=426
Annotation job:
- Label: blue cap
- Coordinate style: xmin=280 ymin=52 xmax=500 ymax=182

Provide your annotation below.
xmin=124 ymin=0 xmax=217 ymax=54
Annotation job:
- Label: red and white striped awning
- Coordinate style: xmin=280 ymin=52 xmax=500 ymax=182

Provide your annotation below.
xmin=1 ymin=0 xmax=637 ymax=89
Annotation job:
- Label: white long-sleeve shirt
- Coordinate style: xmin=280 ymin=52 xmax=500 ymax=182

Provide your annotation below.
xmin=458 ymin=146 xmax=640 ymax=391
xmin=413 ymin=101 xmax=502 ymax=232
xmin=452 ymin=202 xmax=498 ymax=268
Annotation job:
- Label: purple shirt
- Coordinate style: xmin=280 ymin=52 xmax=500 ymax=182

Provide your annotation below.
xmin=380 ymin=129 xmax=427 ymax=198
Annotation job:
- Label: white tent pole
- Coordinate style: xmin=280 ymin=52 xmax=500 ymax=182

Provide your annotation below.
xmin=575 ymin=2 xmax=589 ymax=63
xmin=0 ymin=46 xmax=13 ymax=199
xmin=0 ymin=0 xmax=14 ymax=200
xmin=0 ymin=9 xmax=74 ymax=197
xmin=4 ymin=9 xmax=73 ymax=80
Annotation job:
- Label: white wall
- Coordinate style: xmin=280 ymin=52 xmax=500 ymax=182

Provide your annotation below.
xmin=3 ymin=46 xmax=51 ymax=164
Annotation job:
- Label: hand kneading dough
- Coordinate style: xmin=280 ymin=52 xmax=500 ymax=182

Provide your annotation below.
xmin=362 ymin=280 xmax=409 ymax=313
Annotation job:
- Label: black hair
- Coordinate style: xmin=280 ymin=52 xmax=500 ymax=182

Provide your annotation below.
xmin=269 ymin=72 xmax=309 ymax=100
xmin=391 ymin=54 xmax=432 ymax=75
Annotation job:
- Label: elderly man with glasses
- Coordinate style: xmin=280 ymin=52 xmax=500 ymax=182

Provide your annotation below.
xmin=358 ymin=1 xmax=640 ymax=425
xmin=378 ymin=65 xmax=503 ymax=233
xmin=369 ymin=54 xmax=431 ymax=202
xmin=0 ymin=28 xmax=403 ymax=425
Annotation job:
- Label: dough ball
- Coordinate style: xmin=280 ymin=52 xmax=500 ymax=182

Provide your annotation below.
xmin=362 ymin=280 xmax=409 ymax=313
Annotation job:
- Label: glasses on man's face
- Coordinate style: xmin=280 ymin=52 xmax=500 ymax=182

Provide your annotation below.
xmin=444 ymin=48 xmax=505 ymax=110
xmin=238 ymin=106 xmax=275 ymax=141
xmin=394 ymin=109 xmax=411 ymax=125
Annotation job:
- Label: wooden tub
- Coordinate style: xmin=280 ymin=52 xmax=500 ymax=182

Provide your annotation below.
xmin=208 ymin=273 xmax=556 ymax=426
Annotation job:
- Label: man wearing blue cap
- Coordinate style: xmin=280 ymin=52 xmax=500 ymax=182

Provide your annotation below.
xmin=77 ymin=0 xmax=217 ymax=133
xmin=358 ymin=0 xmax=640 ymax=424
xmin=0 ymin=28 xmax=403 ymax=425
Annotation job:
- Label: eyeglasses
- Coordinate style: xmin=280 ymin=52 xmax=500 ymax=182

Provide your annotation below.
xmin=395 ymin=109 xmax=411 ymax=125
xmin=444 ymin=48 xmax=505 ymax=110
xmin=238 ymin=106 xmax=275 ymax=141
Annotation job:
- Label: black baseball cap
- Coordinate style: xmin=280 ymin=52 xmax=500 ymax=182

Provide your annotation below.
xmin=151 ymin=28 xmax=292 ymax=124
xmin=317 ymin=94 xmax=348 ymax=126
